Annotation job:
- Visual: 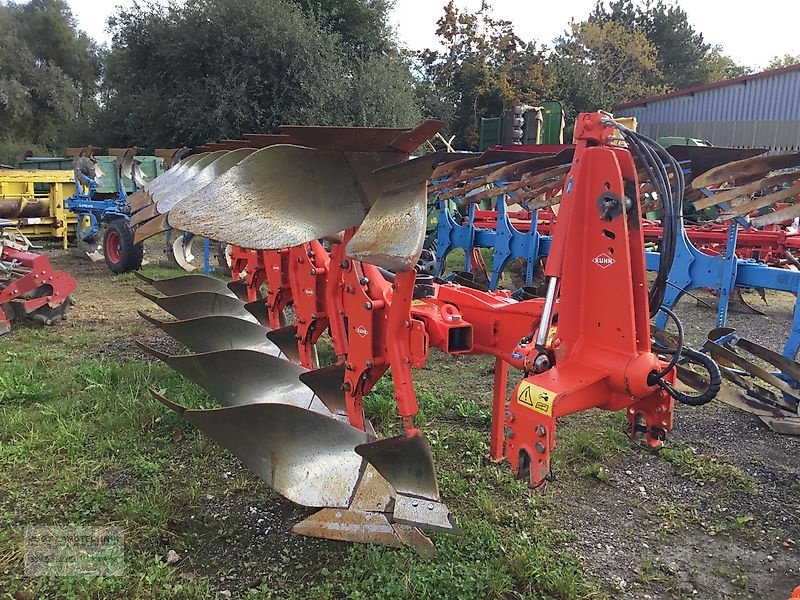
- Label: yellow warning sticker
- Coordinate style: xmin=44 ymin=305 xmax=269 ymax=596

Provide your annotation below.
xmin=411 ymin=299 xmax=427 ymax=307
xmin=517 ymin=382 xmax=555 ymax=416
xmin=545 ymin=326 xmax=557 ymax=346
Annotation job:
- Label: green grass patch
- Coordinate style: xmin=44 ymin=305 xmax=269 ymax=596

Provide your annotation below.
xmin=0 ymin=323 xmax=603 ymax=599
xmin=659 ymin=446 xmax=757 ymax=492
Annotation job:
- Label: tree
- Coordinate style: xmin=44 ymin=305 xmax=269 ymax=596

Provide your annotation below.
xmin=552 ymin=19 xmax=665 ymax=126
xmin=767 ymin=54 xmax=800 ymax=69
xmin=0 ymin=0 xmax=101 ymax=162
xmin=588 ymin=0 xmax=747 ymax=90
xmin=291 ymin=0 xmax=394 ymax=57
xmin=704 ymin=46 xmax=751 ymax=80
xmin=414 ymin=1 xmax=552 ymax=149
xmin=98 ymin=0 xmax=419 ymax=148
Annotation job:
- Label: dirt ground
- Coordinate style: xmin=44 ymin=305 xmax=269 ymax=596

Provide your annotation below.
xmin=7 ymin=250 xmax=800 ymax=599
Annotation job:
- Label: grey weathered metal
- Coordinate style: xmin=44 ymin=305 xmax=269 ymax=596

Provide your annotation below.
xmin=614 ymin=65 xmax=800 ymax=150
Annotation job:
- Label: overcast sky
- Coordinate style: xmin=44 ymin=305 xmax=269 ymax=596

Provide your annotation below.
xmin=64 ymin=0 xmax=799 ymax=70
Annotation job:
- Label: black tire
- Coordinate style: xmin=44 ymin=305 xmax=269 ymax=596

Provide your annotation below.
xmin=103 ymin=220 xmax=144 ymax=273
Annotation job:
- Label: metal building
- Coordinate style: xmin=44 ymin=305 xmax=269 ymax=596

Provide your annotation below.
xmin=613 ymin=64 xmax=800 ymax=150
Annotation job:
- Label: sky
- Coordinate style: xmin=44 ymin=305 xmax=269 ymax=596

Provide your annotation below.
xmin=63 ymin=0 xmax=799 ymax=70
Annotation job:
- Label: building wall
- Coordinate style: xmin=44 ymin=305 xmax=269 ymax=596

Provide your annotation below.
xmin=617 ymin=69 xmax=800 ymax=150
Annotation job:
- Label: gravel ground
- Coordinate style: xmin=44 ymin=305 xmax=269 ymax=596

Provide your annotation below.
xmin=19 ymin=250 xmax=800 ymax=599
xmin=553 ymin=287 xmax=800 ymax=599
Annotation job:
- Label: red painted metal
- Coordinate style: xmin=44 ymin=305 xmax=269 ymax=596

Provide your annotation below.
xmin=0 ymin=245 xmax=77 ymax=333
xmin=226 ymin=112 xmax=680 ymax=488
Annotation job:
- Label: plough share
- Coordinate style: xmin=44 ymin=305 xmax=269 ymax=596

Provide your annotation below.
xmin=134 ymin=113 xmax=722 ymax=552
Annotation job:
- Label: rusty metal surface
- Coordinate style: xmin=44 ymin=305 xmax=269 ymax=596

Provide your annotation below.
xmin=129 ymin=203 xmax=158 ymax=227
xmin=152 ymin=392 xmax=370 ymax=508
xmin=134 ymin=271 xmax=235 ymax=297
xmin=155 ymin=148 xmax=255 ymax=214
xmin=693 ymin=170 xmax=800 ymax=210
xmin=346 ymin=181 xmax=427 ymax=272
xmin=349 ymin=464 xmax=393 ymax=512
xmin=704 ymin=341 xmax=799 ymax=400
xmin=751 ymin=202 xmax=800 ymax=227
xmin=135 ymin=288 xmax=258 ymax=322
xmin=759 ymin=416 xmax=800 ymax=435
xmin=298 ymin=364 xmax=348 ymax=414
xmin=392 ymin=524 xmax=436 ymax=557
xmin=721 ymin=181 xmax=800 ymax=219
xmin=242 ymin=133 xmax=295 ymax=146
xmin=387 ymin=120 xmax=446 ymax=153
xmin=137 ymin=312 xmax=278 ymax=354
xmin=692 ymin=151 xmax=800 ymax=189
xmin=127 ymin=190 xmax=154 ymax=213
xmin=292 ymin=508 xmax=405 ymax=548
xmin=278 ymin=125 xmax=406 ymax=152
xmin=137 ymin=345 xmax=321 ymax=410
xmin=355 ymin=430 xmax=440 ymax=500
xmin=133 ymin=214 xmax=168 ymax=244
xmin=168 ymin=146 xmax=383 ymax=250
xmin=485 ymin=149 xmax=574 ymax=184
xmin=665 ymin=145 xmax=766 ymax=180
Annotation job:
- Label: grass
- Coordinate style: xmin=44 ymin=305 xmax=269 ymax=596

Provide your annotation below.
xmin=658 ymin=446 xmax=757 ymax=493
xmin=0 ymin=315 xmax=605 ymax=599
xmin=1 ymin=259 xmax=778 ymax=599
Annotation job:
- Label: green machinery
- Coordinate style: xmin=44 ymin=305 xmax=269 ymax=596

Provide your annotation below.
xmin=478 ymin=100 xmax=565 ymax=151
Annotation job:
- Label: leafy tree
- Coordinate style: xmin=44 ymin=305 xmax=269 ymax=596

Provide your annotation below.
xmin=767 ymin=53 xmax=800 ymax=69
xmin=414 ymin=1 xmax=552 ymax=150
xmin=98 ymin=0 xmax=419 ymax=148
xmin=292 ymin=0 xmax=394 ymax=57
xmin=588 ymin=0 xmax=746 ymax=90
xmin=552 ymin=19 xmax=665 ymax=127
xmin=0 ymin=0 xmax=100 ymax=162
xmin=704 ymin=46 xmax=751 ymax=80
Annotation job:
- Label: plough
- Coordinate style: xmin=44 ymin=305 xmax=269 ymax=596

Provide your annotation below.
xmin=436 ymin=147 xmax=800 ymax=362
xmin=66 ymin=146 xmax=180 ymax=272
xmin=0 ymin=220 xmax=77 ymax=335
xmin=131 ymin=113 xmax=726 ymax=551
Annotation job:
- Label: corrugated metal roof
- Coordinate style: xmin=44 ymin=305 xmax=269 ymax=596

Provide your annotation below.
xmin=613 ymin=66 xmax=800 ymax=150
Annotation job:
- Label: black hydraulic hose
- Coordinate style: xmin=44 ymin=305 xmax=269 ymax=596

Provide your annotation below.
xmin=649 ymin=307 xmax=684 ymax=382
xmin=602 ymin=117 xmax=684 ymax=317
xmin=657 ymin=347 xmax=721 ymax=407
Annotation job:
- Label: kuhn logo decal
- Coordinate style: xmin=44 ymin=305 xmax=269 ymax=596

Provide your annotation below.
xmin=592 ymin=253 xmax=615 ymax=269
xmin=355 ymin=326 xmax=369 ymax=337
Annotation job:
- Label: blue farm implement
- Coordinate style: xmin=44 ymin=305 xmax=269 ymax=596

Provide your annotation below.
xmin=432 ymin=140 xmax=800 ymax=435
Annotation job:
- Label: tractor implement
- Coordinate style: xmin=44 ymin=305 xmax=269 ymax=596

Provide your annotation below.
xmin=699 ymin=328 xmax=800 ymax=435
xmin=133 ymin=271 xmax=235 ymax=297
xmin=137 ymin=312 xmax=279 ymax=354
xmin=0 ymin=220 xmax=76 ymax=334
xmin=135 ymin=288 xmax=264 ymax=324
xmin=127 ymin=114 xmax=721 ymax=551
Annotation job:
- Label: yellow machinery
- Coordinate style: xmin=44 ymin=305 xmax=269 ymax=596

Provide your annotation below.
xmin=0 ymin=169 xmax=76 ymax=248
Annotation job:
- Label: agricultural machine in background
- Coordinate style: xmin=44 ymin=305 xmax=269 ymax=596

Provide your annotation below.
xmin=0 ymin=220 xmax=76 ymax=335
xmin=65 ymin=146 xmax=189 ymax=272
xmin=123 ymin=113 xmax=752 ymax=553
xmin=10 ymin=146 xmax=197 ymax=274
xmin=432 ymin=134 xmax=800 ymax=433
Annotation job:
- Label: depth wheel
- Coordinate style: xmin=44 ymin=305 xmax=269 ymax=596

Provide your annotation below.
xmin=103 ymin=220 xmax=144 ymax=273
